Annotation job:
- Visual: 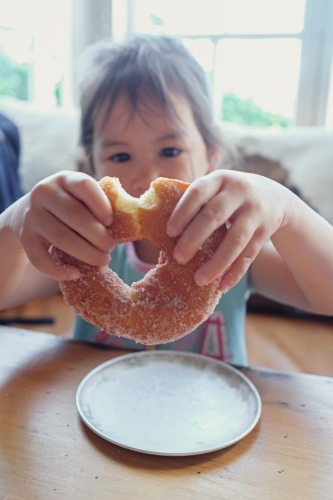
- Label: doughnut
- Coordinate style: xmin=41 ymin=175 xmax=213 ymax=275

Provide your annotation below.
xmin=51 ymin=177 xmax=227 ymax=345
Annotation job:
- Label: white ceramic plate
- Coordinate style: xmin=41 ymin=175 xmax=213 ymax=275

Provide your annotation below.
xmin=76 ymin=351 xmax=261 ymax=456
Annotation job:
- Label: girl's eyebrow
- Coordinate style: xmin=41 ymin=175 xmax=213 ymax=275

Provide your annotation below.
xmin=101 ymin=132 xmax=186 ymax=148
xmin=155 ymin=131 xmax=186 ymax=142
xmin=101 ymin=139 xmax=129 ymax=148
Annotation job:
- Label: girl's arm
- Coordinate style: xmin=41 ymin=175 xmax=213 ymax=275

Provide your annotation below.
xmin=167 ymin=170 xmax=333 ymax=316
xmin=0 ymin=204 xmax=58 ymax=309
xmin=0 ymin=171 xmax=114 ymax=310
xmin=250 ymin=199 xmax=333 ymax=315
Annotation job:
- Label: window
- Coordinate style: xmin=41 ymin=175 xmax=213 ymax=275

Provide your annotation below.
xmin=1 ymin=0 xmax=333 ymax=127
xmin=130 ymin=0 xmax=333 ymax=127
xmin=0 ymin=0 xmax=72 ymax=108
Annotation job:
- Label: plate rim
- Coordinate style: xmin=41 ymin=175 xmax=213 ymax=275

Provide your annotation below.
xmin=76 ymin=350 xmax=262 ymax=456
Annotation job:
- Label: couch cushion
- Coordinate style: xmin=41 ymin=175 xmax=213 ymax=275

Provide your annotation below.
xmin=222 ymin=124 xmax=333 ymax=225
xmin=1 ymin=98 xmax=332 ymax=228
xmin=0 ymin=112 xmax=23 ymax=212
xmin=0 ymin=97 xmax=82 ymax=193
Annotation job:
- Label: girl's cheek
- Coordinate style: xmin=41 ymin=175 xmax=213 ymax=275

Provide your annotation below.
xmin=163 ymin=159 xmax=192 ymax=180
xmin=94 ymin=160 xmax=116 ymax=179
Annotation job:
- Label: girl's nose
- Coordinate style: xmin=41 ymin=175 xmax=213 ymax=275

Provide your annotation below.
xmin=132 ymin=165 xmax=159 ymax=197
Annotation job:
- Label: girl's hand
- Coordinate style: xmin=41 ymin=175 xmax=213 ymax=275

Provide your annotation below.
xmin=167 ymin=170 xmax=288 ymax=291
xmin=11 ymin=171 xmax=115 ymax=281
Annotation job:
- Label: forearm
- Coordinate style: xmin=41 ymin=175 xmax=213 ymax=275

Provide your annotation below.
xmin=0 ymin=199 xmax=58 ymax=310
xmin=270 ymin=191 xmax=333 ymax=314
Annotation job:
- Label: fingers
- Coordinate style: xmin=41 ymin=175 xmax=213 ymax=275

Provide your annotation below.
xmin=58 ymin=172 xmax=113 ymax=227
xmin=165 ymin=170 xmax=280 ymax=289
xmin=25 ymin=237 xmax=82 ymax=281
xmin=218 ymin=240 xmax=262 ymax=293
xmin=167 ymin=172 xmax=224 ymax=238
xmin=173 ymin=191 xmax=243 ymax=265
xmin=37 ymin=184 xmax=114 ymax=254
xmin=21 ymin=215 xmax=112 ymax=282
xmin=195 ymin=219 xmax=266 ymax=287
xmin=25 ymin=208 xmax=111 ymax=262
xmin=18 ymin=171 xmax=116 ymax=278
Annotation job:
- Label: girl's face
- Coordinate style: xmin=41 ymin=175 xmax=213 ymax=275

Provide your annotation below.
xmin=92 ymin=92 xmax=219 ymax=198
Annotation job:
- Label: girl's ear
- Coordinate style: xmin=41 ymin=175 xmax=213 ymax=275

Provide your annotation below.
xmin=207 ymin=148 xmax=221 ymax=173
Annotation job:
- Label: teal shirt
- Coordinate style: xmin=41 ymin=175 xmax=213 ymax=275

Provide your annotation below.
xmin=73 ymin=243 xmax=249 ymax=365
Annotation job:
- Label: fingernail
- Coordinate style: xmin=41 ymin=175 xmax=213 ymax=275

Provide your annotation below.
xmin=101 ymin=253 xmax=111 ymax=265
xmin=173 ymin=249 xmax=186 ymax=264
xmin=104 ymin=215 xmax=113 ymax=227
xmin=219 ymin=276 xmax=231 ymax=293
xmin=195 ymin=272 xmax=208 ymax=286
xmin=68 ymin=270 xmax=80 ymax=280
xmin=167 ymin=223 xmax=178 ymax=237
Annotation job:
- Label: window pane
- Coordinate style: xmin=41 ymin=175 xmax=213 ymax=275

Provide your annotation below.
xmin=0 ymin=0 xmax=71 ymax=107
xmin=214 ymin=39 xmax=302 ymax=127
xmin=182 ymin=38 xmax=215 ymax=73
xmin=134 ymin=0 xmax=305 ymax=35
xmin=0 ymin=29 xmax=32 ymax=100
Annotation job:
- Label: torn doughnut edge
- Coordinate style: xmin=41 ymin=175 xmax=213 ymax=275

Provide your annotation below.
xmin=112 ymin=177 xmax=160 ymax=227
xmin=110 ymin=177 xmax=161 ymax=302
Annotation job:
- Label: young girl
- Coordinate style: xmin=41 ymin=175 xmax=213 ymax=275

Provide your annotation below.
xmin=1 ymin=35 xmax=333 ymax=365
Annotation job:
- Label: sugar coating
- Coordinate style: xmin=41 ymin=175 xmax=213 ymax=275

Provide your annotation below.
xmin=51 ymin=177 xmax=226 ymax=345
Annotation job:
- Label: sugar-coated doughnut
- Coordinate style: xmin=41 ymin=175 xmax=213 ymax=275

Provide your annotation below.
xmin=51 ymin=177 xmax=227 ymax=345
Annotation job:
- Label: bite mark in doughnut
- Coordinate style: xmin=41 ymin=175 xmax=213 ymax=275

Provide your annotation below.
xmin=51 ymin=177 xmax=227 ymax=345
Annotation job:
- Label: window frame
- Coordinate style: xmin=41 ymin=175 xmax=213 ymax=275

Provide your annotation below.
xmin=122 ymin=0 xmax=333 ymax=126
xmin=2 ymin=0 xmax=333 ymax=126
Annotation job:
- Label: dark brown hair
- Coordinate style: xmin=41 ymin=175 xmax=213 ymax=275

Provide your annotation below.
xmin=78 ymin=34 xmax=224 ymax=172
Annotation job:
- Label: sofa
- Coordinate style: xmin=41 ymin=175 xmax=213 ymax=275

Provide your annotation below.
xmin=0 ymin=97 xmax=83 ymax=195
xmin=1 ymin=96 xmax=333 ymax=317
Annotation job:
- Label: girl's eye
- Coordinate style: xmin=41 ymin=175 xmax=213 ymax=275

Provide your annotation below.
xmin=110 ymin=152 xmax=131 ymax=163
xmin=159 ymin=147 xmax=181 ymax=158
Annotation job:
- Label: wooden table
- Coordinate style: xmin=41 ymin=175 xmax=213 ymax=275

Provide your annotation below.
xmin=1 ymin=327 xmax=332 ymax=499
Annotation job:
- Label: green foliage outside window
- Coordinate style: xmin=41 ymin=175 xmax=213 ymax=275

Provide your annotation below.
xmin=0 ymin=51 xmax=291 ymax=127
xmin=0 ymin=52 xmax=29 ymax=101
xmin=0 ymin=51 xmax=62 ymax=105
xmin=54 ymin=80 xmax=62 ymax=106
xmin=221 ymin=92 xmax=290 ymax=127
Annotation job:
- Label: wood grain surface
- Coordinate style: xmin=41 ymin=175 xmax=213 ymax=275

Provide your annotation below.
xmin=0 ymin=327 xmax=332 ymax=500
xmin=1 ymin=293 xmax=333 ymax=375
